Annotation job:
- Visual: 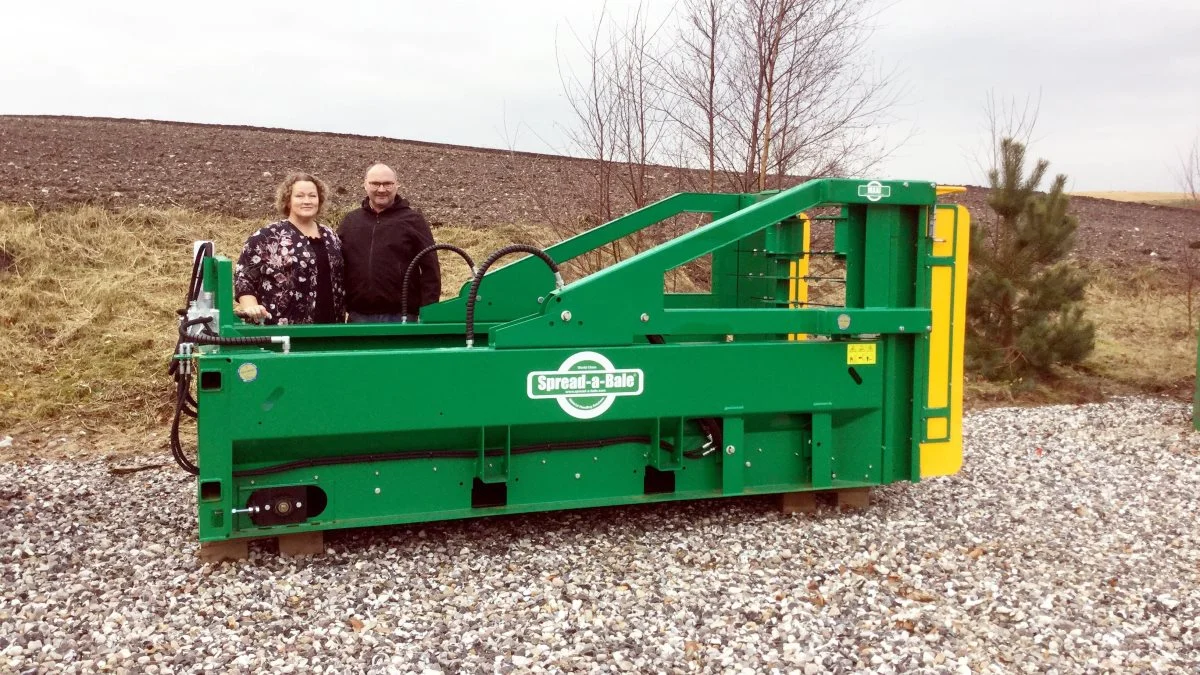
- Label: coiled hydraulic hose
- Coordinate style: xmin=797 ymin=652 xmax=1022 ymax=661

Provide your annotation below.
xmin=167 ymin=243 xmax=290 ymax=475
xmin=400 ymin=243 xmax=477 ymax=323
xmin=464 ymin=245 xmax=563 ymax=347
xmin=177 ymin=318 xmax=286 ymax=350
xmin=168 ymin=242 xmax=214 ymax=381
xmin=171 ymin=375 xmax=200 ymax=475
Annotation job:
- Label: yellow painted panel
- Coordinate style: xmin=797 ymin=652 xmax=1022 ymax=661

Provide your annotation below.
xmin=920 ymin=204 xmax=970 ymax=477
xmin=788 ymin=214 xmax=811 ymax=341
xmin=927 ymin=266 xmax=952 ymax=409
xmin=926 ymin=417 xmax=948 ymax=440
xmin=935 ymin=185 xmax=967 ymax=196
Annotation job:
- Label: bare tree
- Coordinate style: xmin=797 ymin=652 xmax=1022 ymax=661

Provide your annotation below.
xmin=766 ymin=0 xmax=896 ymax=184
xmin=680 ymin=0 xmax=897 ymax=191
xmin=668 ymin=0 xmax=729 ymax=192
xmin=972 ymin=89 xmax=1042 ymax=183
xmin=611 ymin=3 xmax=670 ymax=214
xmin=1180 ymin=133 xmax=1199 ymax=206
xmin=557 ymin=6 xmax=621 ymax=225
xmin=558 ymin=0 xmax=898 ymax=237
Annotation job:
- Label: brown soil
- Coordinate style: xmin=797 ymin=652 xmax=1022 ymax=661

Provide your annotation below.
xmin=939 ymin=187 xmax=1200 ymax=264
xmin=5 ymin=115 xmax=1198 ymax=264
xmin=0 ymin=115 xmax=678 ymax=230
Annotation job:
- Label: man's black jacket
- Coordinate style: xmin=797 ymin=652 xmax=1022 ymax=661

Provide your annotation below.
xmin=336 ymin=197 xmax=441 ymax=315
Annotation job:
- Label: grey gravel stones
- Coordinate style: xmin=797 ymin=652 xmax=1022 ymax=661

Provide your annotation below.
xmin=2 ymin=396 xmax=1198 ymax=673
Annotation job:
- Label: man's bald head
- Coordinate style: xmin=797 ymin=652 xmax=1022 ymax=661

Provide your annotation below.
xmin=365 ymin=163 xmax=397 ymax=182
xmin=364 ymin=163 xmax=399 ymax=212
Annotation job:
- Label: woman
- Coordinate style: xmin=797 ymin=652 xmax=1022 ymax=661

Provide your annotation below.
xmin=234 ymin=172 xmax=346 ymax=325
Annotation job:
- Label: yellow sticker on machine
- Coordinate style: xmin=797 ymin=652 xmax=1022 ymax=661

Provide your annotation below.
xmin=847 ymin=343 xmax=876 ymax=365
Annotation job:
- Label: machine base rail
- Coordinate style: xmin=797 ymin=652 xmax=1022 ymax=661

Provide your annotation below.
xmin=199 ymin=531 xmax=325 ymax=563
xmin=780 ymin=487 xmax=871 ymax=514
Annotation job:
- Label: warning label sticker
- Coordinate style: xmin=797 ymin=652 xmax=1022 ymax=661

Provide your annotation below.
xmin=847 ymin=343 xmax=877 ymax=365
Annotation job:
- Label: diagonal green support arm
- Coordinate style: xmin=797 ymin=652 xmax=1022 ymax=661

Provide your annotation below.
xmin=491 ymin=178 xmax=937 ymax=348
xmin=420 ymin=192 xmax=743 ymax=325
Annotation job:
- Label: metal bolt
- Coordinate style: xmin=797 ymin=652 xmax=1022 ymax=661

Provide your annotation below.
xmin=640 ymin=313 xmax=649 ymax=322
xmin=538 ymin=296 xmax=545 ymax=304
xmin=561 ymin=310 xmax=572 ymax=321
xmin=574 ymin=473 xmax=581 ymax=479
xmin=725 ymin=445 xmax=735 ymax=455
xmin=374 ymin=487 xmax=381 ymax=494
xmin=295 ymin=501 xmax=302 ymax=509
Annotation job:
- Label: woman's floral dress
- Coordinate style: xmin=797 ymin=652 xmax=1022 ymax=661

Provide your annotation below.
xmin=234 ymin=220 xmax=346 ymax=325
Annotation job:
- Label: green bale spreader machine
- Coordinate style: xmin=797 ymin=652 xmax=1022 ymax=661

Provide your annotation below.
xmin=169 ymin=177 xmax=970 ymax=557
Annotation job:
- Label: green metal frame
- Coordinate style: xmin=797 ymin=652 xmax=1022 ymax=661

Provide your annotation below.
xmin=184 ymin=178 xmax=957 ymax=542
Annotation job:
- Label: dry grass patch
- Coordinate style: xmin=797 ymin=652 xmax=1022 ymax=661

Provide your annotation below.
xmin=0 ymin=204 xmax=252 ymax=432
xmin=0 ymin=204 xmax=562 ymax=432
xmin=1082 ymin=262 xmax=1196 ymax=394
xmin=1071 ymin=191 xmax=1199 ymax=209
xmin=964 ymin=262 xmax=1197 ymax=405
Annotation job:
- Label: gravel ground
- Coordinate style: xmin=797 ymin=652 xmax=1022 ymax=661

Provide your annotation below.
xmin=2 ymin=396 xmax=1199 ymax=674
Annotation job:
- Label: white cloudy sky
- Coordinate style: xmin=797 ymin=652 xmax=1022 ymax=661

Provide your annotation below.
xmin=1 ymin=0 xmax=1196 ymax=191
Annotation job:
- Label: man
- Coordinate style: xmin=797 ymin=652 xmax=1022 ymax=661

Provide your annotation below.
xmin=337 ymin=163 xmax=441 ymax=322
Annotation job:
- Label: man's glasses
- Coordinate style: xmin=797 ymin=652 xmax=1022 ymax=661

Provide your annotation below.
xmin=368 ymin=181 xmax=396 ymax=189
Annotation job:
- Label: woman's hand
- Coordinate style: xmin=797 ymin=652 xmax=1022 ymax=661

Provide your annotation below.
xmin=236 ymin=296 xmax=272 ymax=323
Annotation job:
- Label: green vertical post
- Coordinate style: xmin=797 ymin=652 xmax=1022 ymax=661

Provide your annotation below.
xmin=722 ymin=416 xmax=745 ymax=495
xmin=1194 ymin=327 xmax=1200 ymax=430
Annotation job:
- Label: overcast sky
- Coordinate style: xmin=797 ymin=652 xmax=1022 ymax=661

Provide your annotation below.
xmin=1 ymin=0 xmax=1196 ymax=191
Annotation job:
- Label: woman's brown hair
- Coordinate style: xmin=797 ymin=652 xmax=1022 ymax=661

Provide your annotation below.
xmin=274 ymin=172 xmax=329 ymax=217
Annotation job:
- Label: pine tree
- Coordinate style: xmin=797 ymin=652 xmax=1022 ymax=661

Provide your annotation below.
xmin=966 ymin=138 xmax=1095 ymax=379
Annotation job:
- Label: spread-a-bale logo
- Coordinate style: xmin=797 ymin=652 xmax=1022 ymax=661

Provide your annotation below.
xmin=857 ymin=180 xmax=892 ymax=202
xmin=527 ymin=351 xmax=644 ymax=419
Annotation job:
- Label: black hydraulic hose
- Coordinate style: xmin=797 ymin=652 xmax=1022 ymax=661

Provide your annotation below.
xmin=169 ymin=242 xmax=214 ymax=378
xmin=168 ymin=244 xmax=213 ymax=474
xmin=465 ymin=245 xmax=563 ymax=347
xmin=171 ymin=375 xmax=200 ymax=475
xmin=400 ymin=244 xmax=477 ymax=323
xmin=169 ymin=318 xmax=280 ymax=475
xmin=177 ymin=317 xmax=276 ymax=348
xmin=187 ymin=242 xmax=213 ymax=304
xmin=186 ymin=332 xmax=278 ymax=348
